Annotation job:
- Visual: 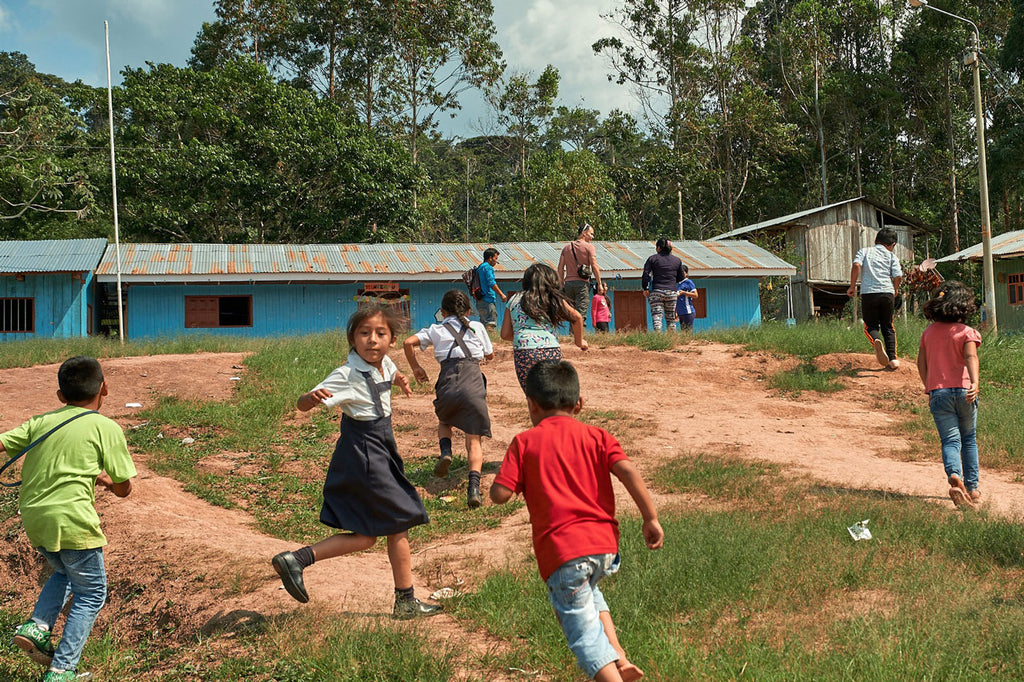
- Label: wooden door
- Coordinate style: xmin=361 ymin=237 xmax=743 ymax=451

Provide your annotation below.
xmin=613 ymin=290 xmax=647 ymax=331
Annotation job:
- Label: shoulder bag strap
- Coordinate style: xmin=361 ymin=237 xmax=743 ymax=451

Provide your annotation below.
xmin=0 ymin=410 xmax=99 ymax=488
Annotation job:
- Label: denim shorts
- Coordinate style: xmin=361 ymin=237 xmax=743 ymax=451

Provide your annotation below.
xmin=545 ymin=553 xmax=621 ymax=678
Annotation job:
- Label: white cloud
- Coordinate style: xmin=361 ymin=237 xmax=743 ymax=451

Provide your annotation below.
xmin=497 ymin=0 xmax=637 ymax=117
xmin=0 ymin=4 xmax=11 ymax=33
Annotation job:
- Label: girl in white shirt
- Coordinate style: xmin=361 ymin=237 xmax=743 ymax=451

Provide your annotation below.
xmin=271 ymin=305 xmax=442 ymax=620
xmin=404 ymin=290 xmax=495 ymax=508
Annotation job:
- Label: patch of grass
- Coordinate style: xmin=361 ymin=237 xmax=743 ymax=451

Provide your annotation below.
xmin=653 ymin=453 xmax=779 ymax=499
xmin=768 ymin=360 xmax=853 ymax=395
xmin=457 ymin=480 xmax=1024 ymax=681
xmin=0 ymin=335 xmax=265 ymax=370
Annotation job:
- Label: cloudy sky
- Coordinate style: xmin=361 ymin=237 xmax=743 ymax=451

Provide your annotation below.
xmin=0 ymin=0 xmax=638 ymax=136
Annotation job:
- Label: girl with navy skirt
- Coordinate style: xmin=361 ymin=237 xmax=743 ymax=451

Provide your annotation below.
xmin=272 ymin=304 xmax=442 ymax=619
xmin=404 ymin=289 xmax=494 ymax=508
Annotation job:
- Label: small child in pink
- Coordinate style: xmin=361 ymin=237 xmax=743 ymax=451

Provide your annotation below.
xmin=591 ymin=284 xmax=611 ymax=333
xmin=916 ymin=281 xmax=982 ymax=509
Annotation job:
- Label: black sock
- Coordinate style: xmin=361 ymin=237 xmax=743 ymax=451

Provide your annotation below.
xmin=468 ymin=471 xmax=481 ymax=489
xmin=395 ymin=586 xmax=415 ymax=601
xmin=293 ymin=546 xmax=315 ymax=568
xmin=439 ymin=438 xmax=452 ymax=458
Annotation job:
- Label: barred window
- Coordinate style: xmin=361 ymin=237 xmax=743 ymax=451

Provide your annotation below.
xmin=1 ymin=298 xmax=34 ymax=333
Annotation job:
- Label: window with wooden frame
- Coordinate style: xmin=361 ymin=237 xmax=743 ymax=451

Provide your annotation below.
xmin=1008 ymin=273 xmax=1024 ymax=306
xmin=1 ymin=297 xmax=34 ymax=333
xmin=184 ymin=295 xmax=253 ymax=328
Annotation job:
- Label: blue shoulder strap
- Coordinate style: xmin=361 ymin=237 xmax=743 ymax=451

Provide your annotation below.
xmin=0 ymin=410 xmax=99 ymax=488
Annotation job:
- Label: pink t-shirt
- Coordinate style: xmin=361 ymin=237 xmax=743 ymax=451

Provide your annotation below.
xmin=561 ymin=240 xmax=596 ymax=282
xmin=919 ymin=322 xmax=982 ymax=392
xmin=591 ymin=294 xmax=611 ymax=324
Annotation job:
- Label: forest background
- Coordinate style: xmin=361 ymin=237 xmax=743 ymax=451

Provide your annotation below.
xmin=2 ymin=0 xmax=1023 ymax=260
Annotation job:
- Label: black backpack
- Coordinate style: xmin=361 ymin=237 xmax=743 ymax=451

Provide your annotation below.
xmin=462 ymin=266 xmax=484 ymax=300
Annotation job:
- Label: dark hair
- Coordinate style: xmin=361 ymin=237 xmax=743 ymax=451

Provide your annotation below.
xmin=577 ymin=223 xmax=592 ymax=237
xmin=483 ymin=247 xmax=499 ymax=262
xmin=874 ymin=228 xmax=898 ymax=247
xmin=525 ymin=360 xmax=580 ymax=410
xmin=923 ymin=280 xmax=977 ymax=324
xmin=682 ymin=263 xmax=689 ymax=275
xmin=58 ymin=356 xmax=104 ymax=402
xmin=441 ymin=289 xmax=473 ymax=329
xmin=346 ymin=304 xmax=405 ymax=345
xmin=656 ymin=237 xmax=672 ymax=255
xmin=519 ymin=263 xmax=573 ymax=325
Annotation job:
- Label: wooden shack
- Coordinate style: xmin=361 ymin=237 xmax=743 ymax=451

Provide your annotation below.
xmin=710 ymin=197 xmax=930 ymax=319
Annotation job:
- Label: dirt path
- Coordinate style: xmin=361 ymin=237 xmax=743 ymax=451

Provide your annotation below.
xmin=2 ymin=343 xmax=1021 ymax=679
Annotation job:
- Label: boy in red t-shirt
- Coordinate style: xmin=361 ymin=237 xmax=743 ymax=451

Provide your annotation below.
xmin=491 ymin=360 xmax=663 ymax=682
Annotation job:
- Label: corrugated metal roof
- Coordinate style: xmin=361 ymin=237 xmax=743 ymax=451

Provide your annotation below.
xmin=0 ymin=238 xmax=109 ymax=273
xmin=710 ymin=196 xmax=931 ymax=240
xmin=936 ymin=230 xmax=1024 ymax=263
xmin=95 ymin=241 xmax=795 ymax=282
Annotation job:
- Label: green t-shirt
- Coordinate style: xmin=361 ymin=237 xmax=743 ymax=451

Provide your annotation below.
xmin=1 ymin=405 xmax=136 ymax=551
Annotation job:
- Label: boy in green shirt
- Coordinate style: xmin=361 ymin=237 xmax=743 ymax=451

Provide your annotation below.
xmin=1 ymin=356 xmax=137 ymax=682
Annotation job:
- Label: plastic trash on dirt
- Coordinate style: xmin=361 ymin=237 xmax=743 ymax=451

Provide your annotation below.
xmin=181 ymin=437 xmax=195 ymax=445
xmin=125 ymin=402 xmax=142 ymax=408
xmin=430 ymin=587 xmax=460 ymax=600
xmin=847 ymin=519 xmax=872 ymax=541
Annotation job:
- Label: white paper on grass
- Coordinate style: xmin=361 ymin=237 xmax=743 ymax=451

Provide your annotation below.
xmin=848 ymin=519 xmax=872 ymax=541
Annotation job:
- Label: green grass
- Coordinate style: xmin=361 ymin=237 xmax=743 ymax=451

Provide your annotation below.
xmin=767 ymin=360 xmax=856 ymax=396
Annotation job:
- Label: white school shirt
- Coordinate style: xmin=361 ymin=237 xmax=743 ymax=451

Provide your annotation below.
xmin=414 ymin=317 xmax=493 ymax=361
xmin=853 ymin=244 xmax=902 ymax=295
xmin=314 ymin=351 xmax=397 ymax=419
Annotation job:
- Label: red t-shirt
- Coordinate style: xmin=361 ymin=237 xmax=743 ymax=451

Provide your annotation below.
xmin=494 ymin=415 xmax=629 ymax=581
xmin=919 ymin=322 xmax=982 ymax=392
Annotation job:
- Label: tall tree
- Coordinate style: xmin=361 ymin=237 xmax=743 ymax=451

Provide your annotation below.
xmin=115 ymin=60 xmax=421 ymax=243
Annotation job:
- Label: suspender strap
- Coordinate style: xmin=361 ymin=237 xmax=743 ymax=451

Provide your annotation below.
xmin=359 ymin=371 xmax=390 ymax=418
xmin=0 ymin=410 xmax=99 ymax=488
xmin=442 ymin=322 xmax=475 ymax=360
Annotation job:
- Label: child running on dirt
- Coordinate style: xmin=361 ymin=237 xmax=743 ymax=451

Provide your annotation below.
xmin=2 ymin=356 xmax=137 ymax=682
xmin=272 ymin=305 xmax=442 ymax=619
xmin=490 ymin=360 xmax=664 ymax=682
xmin=404 ymin=289 xmax=494 ymax=508
xmin=501 ymin=263 xmax=588 ymax=392
xmin=917 ymin=281 xmax=983 ymax=509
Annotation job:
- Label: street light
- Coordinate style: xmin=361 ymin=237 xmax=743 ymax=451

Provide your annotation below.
xmin=909 ymin=0 xmax=997 ymax=336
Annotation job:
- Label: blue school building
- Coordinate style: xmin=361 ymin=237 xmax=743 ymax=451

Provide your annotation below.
xmin=2 ymin=239 xmax=795 ymax=340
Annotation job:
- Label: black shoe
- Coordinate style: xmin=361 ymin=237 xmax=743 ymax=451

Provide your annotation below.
xmin=433 ymin=454 xmax=452 ymax=478
xmin=272 ymin=551 xmax=309 ymax=603
xmin=393 ymin=597 xmax=444 ymax=620
xmin=467 ymin=481 xmax=482 ymax=509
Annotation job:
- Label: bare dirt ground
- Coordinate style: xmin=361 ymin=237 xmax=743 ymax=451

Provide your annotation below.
xmin=2 ymin=344 xmax=1022 ymax=680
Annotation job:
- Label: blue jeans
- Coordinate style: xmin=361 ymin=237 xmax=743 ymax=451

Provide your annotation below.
xmin=545 ymin=553 xmax=620 ymax=678
xmin=928 ymin=388 xmax=979 ymax=490
xmin=476 ymin=299 xmax=497 ymax=327
xmin=31 ymin=547 xmax=107 ymax=672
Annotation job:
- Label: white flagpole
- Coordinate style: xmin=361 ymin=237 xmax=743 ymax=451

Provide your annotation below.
xmin=105 ymin=20 xmax=125 ymax=343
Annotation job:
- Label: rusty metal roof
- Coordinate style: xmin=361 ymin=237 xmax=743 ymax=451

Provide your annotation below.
xmin=0 ymin=238 xmax=109 ymax=273
xmin=936 ymin=230 xmax=1024 ymax=263
xmin=93 ymin=241 xmax=795 ymax=282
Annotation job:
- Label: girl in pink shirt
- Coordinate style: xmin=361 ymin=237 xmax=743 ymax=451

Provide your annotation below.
xmin=591 ymin=284 xmax=611 ymax=332
xmin=917 ymin=281 xmax=982 ymax=509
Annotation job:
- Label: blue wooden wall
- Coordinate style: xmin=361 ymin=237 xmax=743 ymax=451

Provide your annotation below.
xmin=607 ymin=277 xmax=761 ymax=331
xmin=124 ymin=276 xmax=762 ymax=339
xmin=0 ymin=273 xmax=93 ymax=340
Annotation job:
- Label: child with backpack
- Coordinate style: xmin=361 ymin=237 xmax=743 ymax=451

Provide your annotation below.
xmin=404 ymin=289 xmax=494 ymax=508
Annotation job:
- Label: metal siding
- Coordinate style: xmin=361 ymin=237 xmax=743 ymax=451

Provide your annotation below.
xmin=694 ymin=278 xmax=761 ymax=331
xmin=0 ymin=238 xmax=107 ymax=273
